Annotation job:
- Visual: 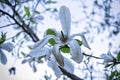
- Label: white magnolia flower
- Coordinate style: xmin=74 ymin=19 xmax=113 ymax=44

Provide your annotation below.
xmin=43 ymin=6 xmax=90 ymax=64
xmin=28 ymin=6 xmax=90 ymax=77
xmin=100 ymin=54 xmax=114 ymax=63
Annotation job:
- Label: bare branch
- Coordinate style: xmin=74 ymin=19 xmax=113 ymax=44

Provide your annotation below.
xmin=0 ymin=23 xmax=16 ymax=28
xmin=83 ymin=53 xmax=102 ymax=59
xmin=84 ymin=61 xmax=93 ymax=80
xmin=0 ymin=9 xmax=39 ymax=42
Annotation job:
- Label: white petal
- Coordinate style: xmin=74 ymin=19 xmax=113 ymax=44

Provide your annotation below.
xmin=52 ymin=44 xmax=64 ymax=67
xmin=33 ymin=35 xmax=53 ymax=49
xmin=0 ymin=42 xmax=14 ymax=52
xmin=0 ymin=50 xmax=7 ymax=65
xmin=70 ymin=33 xmax=91 ymax=50
xmin=47 ymin=56 xmax=62 ymax=78
xmin=100 ymin=54 xmax=113 ymax=62
xmin=29 ymin=36 xmax=52 ymax=59
xmin=29 ymin=48 xmax=47 ymax=58
xmin=59 ymin=6 xmax=71 ymax=37
xmin=64 ymin=57 xmax=74 ymax=73
xmin=45 ymin=48 xmax=52 ymax=60
xmin=69 ymin=40 xmax=83 ymax=63
xmin=81 ymin=35 xmax=91 ymax=49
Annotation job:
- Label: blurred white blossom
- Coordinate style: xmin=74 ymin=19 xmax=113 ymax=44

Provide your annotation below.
xmin=31 ymin=15 xmax=44 ymax=22
xmin=0 ymin=42 xmax=14 ymax=65
xmin=0 ymin=42 xmax=14 ymax=52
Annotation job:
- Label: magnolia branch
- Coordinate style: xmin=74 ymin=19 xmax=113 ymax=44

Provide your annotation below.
xmin=83 ymin=53 xmax=102 ymax=59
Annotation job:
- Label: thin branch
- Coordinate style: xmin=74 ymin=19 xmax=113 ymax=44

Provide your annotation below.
xmin=115 ymin=61 xmax=120 ymax=65
xmin=0 ymin=23 xmax=16 ymax=28
xmin=33 ymin=0 xmax=41 ymax=12
xmin=11 ymin=8 xmax=40 ymax=42
xmin=83 ymin=53 xmax=102 ymax=59
xmin=1 ymin=0 xmax=39 ymax=42
xmin=84 ymin=61 xmax=93 ymax=80
xmin=0 ymin=9 xmax=39 ymax=42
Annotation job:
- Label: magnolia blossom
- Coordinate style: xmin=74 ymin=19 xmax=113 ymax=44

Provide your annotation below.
xmin=28 ymin=6 xmax=90 ymax=77
xmin=100 ymin=54 xmax=114 ymax=63
xmin=43 ymin=6 xmax=90 ymax=65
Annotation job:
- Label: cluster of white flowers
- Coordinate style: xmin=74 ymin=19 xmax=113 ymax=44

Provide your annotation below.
xmin=27 ymin=6 xmax=90 ymax=78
